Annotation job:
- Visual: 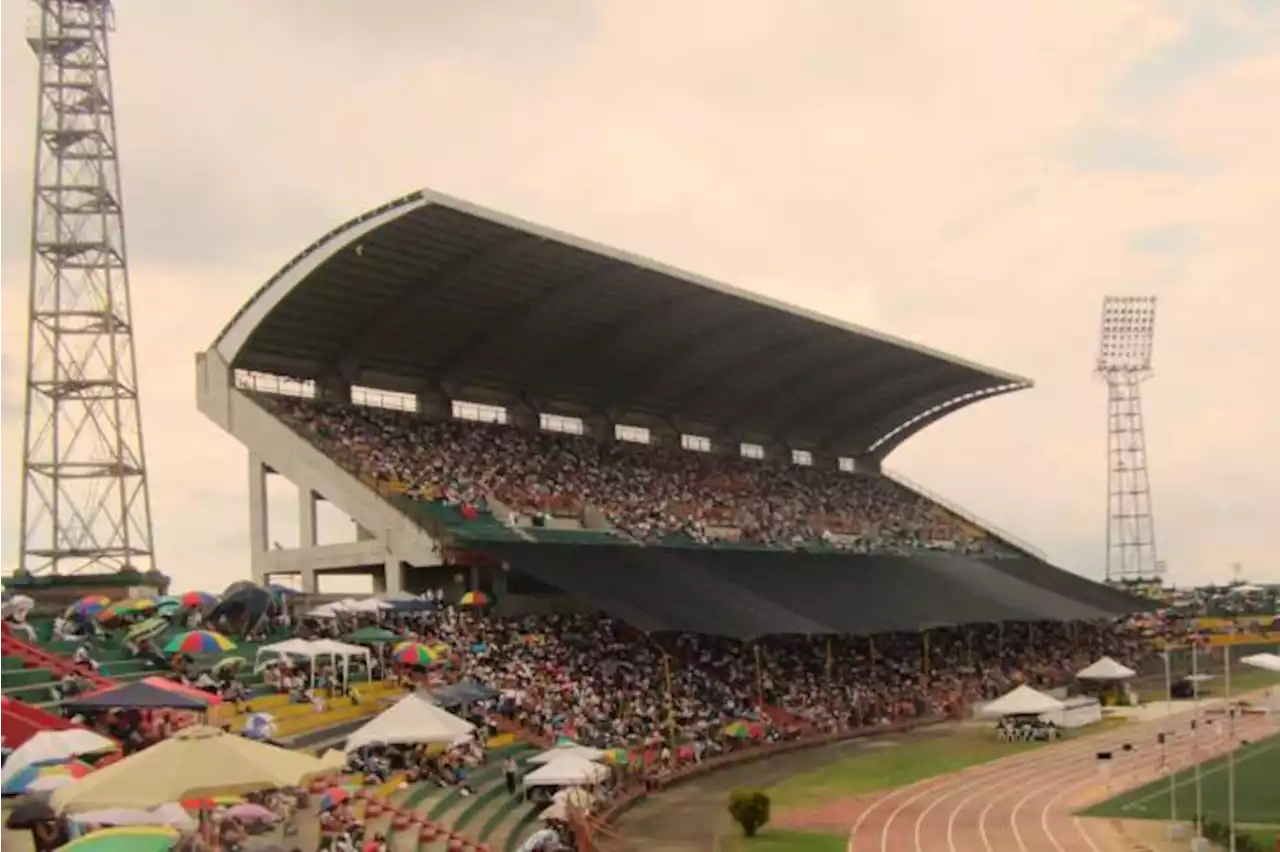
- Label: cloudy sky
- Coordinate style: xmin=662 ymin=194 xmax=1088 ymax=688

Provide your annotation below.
xmin=2 ymin=0 xmax=1277 ymax=592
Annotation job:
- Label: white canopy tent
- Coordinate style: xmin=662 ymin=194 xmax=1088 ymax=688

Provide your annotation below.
xmin=344 ymin=691 xmax=474 ymax=752
xmin=979 ymin=684 xmax=1066 ymax=717
xmin=345 ymin=598 xmax=393 ymax=614
xmin=306 ymin=602 xmax=347 ymax=619
xmin=253 ymin=638 xmax=373 ymax=686
xmin=1076 ymin=656 xmax=1138 ymax=681
xmin=529 ymin=743 xmax=605 ymax=765
xmin=1240 ymin=652 xmax=1280 ymax=673
xmin=523 ymin=755 xmax=609 ymax=788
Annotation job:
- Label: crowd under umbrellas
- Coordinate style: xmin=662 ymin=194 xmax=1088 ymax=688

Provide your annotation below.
xmin=4 ymin=725 xmax=343 ymax=852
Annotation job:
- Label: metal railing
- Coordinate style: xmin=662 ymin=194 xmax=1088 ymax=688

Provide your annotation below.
xmin=882 ymin=467 xmax=1048 ymax=560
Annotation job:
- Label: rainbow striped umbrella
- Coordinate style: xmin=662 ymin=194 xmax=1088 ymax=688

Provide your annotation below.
xmin=601 ymin=748 xmax=630 ymax=766
xmin=458 ymin=590 xmax=490 ymax=607
xmin=163 ymin=630 xmax=236 ymax=655
xmin=98 ymin=598 xmax=156 ymax=621
xmin=2 ymin=760 xmax=90 ymax=796
xmin=61 ymin=826 xmax=180 ymax=852
xmin=69 ymin=595 xmax=111 ymax=619
xmin=318 ymin=784 xmax=360 ymax=811
xmin=391 ymin=642 xmax=441 ymax=667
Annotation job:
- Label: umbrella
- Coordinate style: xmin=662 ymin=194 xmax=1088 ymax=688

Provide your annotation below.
xmin=226 ymin=802 xmax=278 ymax=822
xmin=391 ymin=643 xmax=440 ymax=667
xmin=125 ymin=618 xmax=169 ymax=644
xmin=162 ymin=631 xmax=235 ymax=655
xmin=99 ymin=599 xmax=155 ymax=621
xmin=180 ymin=795 xmax=243 ymax=810
xmin=60 ymin=826 xmax=179 ymax=852
xmin=601 ymin=748 xmax=630 ymax=766
xmin=3 ymin=761 xmax=90 ymax=796
xmin=69 ymin=804 xmax=195 ymax=830
xmin=348 ymin=626 xmax=400 ymax=643
xmin=177 ymin=591 xmax=216 ymax=609
xmin=5 ymin=796 xmax=56 ymax=829
xmin=458 ymin=591 xmax=490 ymax=607
xmin=70 ymin=596 xmax=111 ymax=619
xmin=212 ymin=656 xmax=246 ymax=674
xmin=2 ymin=730 xmax=117 ymax=784
xmin=154 ymin=598 xmax=182 ymax=615
xmin=722 ymin=721 xmax=753 ymax=739
xmin=51 ymin=726 xmax=343 ymax=813
xmin=317 ymin=785 xmax=359 ymax=811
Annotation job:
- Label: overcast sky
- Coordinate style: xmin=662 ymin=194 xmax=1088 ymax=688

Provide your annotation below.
xmin=2 ymin=0 xmax=1277 ymax=592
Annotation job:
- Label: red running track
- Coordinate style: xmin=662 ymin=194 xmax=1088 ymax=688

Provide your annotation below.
xmin=780 ymin=703 xmax=1277 ymax=852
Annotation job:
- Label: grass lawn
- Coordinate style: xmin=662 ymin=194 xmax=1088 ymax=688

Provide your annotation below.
xmin=719 ymin=828 xmax=846 ymax=852
xmin=1080 ymin=732 xmax=1280 ymax=825
xmin=1134 ymin=668 xmax=1280 ymax=703
xmin=767 ymin=728 xmax=1043 ymax=808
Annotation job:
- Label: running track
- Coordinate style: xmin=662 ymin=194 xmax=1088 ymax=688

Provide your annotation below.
xmin=780 ymin=700 xmax=1277 ymax=852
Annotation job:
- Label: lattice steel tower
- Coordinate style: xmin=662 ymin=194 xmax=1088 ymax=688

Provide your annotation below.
xmin=16 ymin=0 xmax=156 ymax=576
xmin=1095 ymin=296 xmax=1161 ymax=584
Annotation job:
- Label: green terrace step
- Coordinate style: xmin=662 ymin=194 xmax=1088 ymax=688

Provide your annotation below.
xmin=523 ymin=528 xmax=629 ymax=545
xmin=502 ymin=806 xmax=543 ymax=852
xmin=478 ymin=794 xmax=529 ymax=843
xmin=2 ymin=667 xmax=57 ymax=687
xmin=3 ymin=656 xmax=29 ymax=670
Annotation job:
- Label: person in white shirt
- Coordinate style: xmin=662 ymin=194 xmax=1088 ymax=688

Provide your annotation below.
xmin=516 ymin=828 xmax=565 ymax=852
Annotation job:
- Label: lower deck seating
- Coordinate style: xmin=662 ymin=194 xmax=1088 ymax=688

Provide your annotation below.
xmin=386 ymin=742 xmax=538 ymax=852
xmin=215 ymin=679 xmax=406 ymax=742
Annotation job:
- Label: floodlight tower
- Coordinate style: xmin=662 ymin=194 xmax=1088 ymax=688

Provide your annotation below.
xmin=15 ymin=0 xmax=157 ymax=576
xmin=1095 ymin=296 xmax=1162 ymax=585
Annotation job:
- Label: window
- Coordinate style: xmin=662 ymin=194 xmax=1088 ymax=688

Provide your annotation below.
xmin=615 ymin=424 xmax=651 ymax=444
xmin=452 ymin=400 xmax=508 ymax=424
xmin=540 ymin=413 xmax=585 ymax=435
xmin=352 ymin=385 xmax=417 ymax=412
xmin=838 ymin=456 xmax=855 ymax=473
xmin=740 ymin=442 xmax=765 ymax=460
xmin=234 ymin=370 xmax=316 ymax=399
xmin=792 ymin=449 xmax=813 ymax=467
xmin=681 ymin=433 xmax=712 ymax=452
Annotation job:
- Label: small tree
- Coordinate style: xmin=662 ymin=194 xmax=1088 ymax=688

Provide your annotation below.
xmin=728 ymin=789 xmax=771 ymax=837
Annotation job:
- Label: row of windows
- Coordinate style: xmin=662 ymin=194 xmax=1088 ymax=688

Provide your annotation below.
xmin=235 ymin=372 xmax=861 ymax=472
xmin=453 ymin=399 xmax=854 ymax=468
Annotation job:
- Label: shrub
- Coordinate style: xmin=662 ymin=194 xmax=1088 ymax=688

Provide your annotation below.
xmin=728 ymin=789 xmax=771 ymax=837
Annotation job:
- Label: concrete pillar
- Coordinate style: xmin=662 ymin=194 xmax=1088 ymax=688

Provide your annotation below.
xmin=383 ymin=555 xmax=404 ymax=595
xmin=316 ymin=374 xmax=351 ymax=404
xmin=415 ymin=387 xmax=451 ymax=420
xmin=248 ymin=452 xmax=269 ymax=583
xmin=854 ymin=454 xmax=883 ymax=475
xmin=299 ymin=568 xmax=318 ymax=594
xmin=298 ymin=488 xmax=318 ymax=548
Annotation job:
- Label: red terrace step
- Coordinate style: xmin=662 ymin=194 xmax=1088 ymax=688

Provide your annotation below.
xmin=1 ymin=626 xmax=115 ymax=689
xmin=1 ymin=696 xmax=81 ymax=749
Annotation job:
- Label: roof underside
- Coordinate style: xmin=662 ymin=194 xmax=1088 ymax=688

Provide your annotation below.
xmin=217 ymin=190 xmax=1031 ymax=457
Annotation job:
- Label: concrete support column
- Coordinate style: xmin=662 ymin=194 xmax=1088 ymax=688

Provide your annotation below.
xmin=383 ymin=555 xmax=404 ymax=595
xmin=299 ymin=488 xmax=318 ymax=548
xmin=299 ymin=568 xmax=318 ymax=594
xmin=248 ymin=452 xmax=269 ymax=584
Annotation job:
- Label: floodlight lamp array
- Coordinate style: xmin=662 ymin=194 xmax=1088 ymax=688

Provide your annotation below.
xmin=1097 ymin=296 xmax=1157 ymax=374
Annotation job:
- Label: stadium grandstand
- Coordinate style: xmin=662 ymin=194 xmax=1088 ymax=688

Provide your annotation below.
xmin=196 ymin=188 xmax=1148 ymax=636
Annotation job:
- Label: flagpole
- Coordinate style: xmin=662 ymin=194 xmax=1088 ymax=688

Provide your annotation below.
xmin=1164 ymin=645 xmax=1178 ymax=831
xmin=1192 ymin=641 xmax=1204 ymax=838
xmin=1225 ymin=643 xmax=1236 ymax=852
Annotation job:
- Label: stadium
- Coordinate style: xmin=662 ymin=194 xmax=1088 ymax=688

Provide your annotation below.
xmin=195 ymin=187 xmax=1138 ymax=629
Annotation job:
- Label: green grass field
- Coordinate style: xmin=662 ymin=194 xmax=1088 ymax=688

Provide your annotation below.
xmin=1134 ymin=668 xmax=1280 ymax=703
xmin=719 ymin=828 xmax=846 ymax=852
xmin=1080 ymin=732 xmax=1280 ymax=825
xmin=766 ymin=728 xmax=1044 ymax=808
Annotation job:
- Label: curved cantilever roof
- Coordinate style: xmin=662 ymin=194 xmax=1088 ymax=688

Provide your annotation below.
xmin=213 ymin=189 xmax=1031 ymax=458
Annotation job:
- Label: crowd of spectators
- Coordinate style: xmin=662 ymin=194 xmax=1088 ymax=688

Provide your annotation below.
xmin=262 ymin=395 xmax=1014 ymax=555
xmin=314 ymin=603 xmax=1147 ymax=778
